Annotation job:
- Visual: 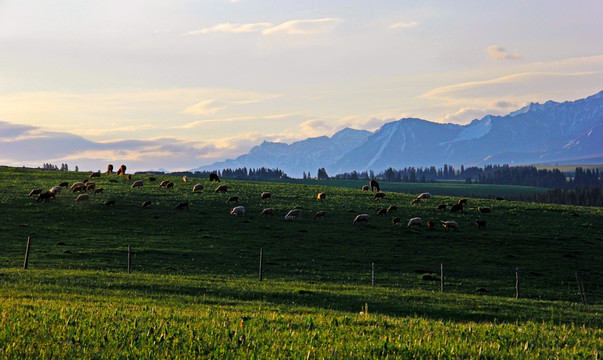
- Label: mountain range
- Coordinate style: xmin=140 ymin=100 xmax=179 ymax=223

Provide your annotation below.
xmin=191 ymin=91 xmax=603 ymax=178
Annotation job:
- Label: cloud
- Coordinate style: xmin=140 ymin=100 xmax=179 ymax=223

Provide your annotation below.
xmin=186 ymin=22 xmax=273 ymax=35
xmin=440 ymin=107 xmax=491 ymax=124
xmin=336 ymin=115 xmax=393 ymax=132
xmin=487 ymin=45 xmax=523 ymax=60
xmin=262 ymin=18 xmax=342 ymax=36
xmin=181 ymin=100 xmax=227 ymax=115
xmin=490 ymin=100 xmax=517 ymax=108
xmin=299 ymin=119 xmax=334 ymax=137
xmin=174 ymin=113 xmax=296 ymax=129
xmin=389 ymin=21 xmax=419 ymax=29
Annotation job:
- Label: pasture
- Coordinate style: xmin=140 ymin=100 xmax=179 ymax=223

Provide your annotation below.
xmin=0 ymin=166 xmax=602 ymax=358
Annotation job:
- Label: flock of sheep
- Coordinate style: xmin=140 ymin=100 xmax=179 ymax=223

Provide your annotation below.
xmin=28 ymin=165 xmax=496 ymax=232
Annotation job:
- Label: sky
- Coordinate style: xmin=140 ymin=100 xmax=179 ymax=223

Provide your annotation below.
xmin=1 ymin=0 xmax=602 ymax=172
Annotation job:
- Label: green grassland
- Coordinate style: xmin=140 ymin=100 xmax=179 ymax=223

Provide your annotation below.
xmin=0 ymin=166 xmax=602 ymax=358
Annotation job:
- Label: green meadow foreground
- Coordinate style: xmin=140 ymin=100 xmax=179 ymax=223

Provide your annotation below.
xmin=0 ymin=167 xmax=601 ymax=358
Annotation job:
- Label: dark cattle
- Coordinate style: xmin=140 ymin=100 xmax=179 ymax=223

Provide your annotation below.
xmin=141 ymin=201 xmax=152 ymax=209
xmin=458 ymin=198 xmax=468 ymax=206
xmin=29 ymin=188 xmax=43 ymax=196
xmin=476 ymin=220 xmax=487 ymax=229
xmin=58 ymin=182 xmax=69 ymax=188
xmin=209 ymin=173 xmax=220 ymax=182
xmin=89 ymin=172 xmax=101 ymax=178
xmin=226 ymin=196 xmax=239 ymax=203
xmin=373 ymin=192 xmax=385 ymax=199
xmin=215 ymin=185 xmax=228 ymax=193
xmin=450 ymin=204 xmax=464 ymax=212
xmin=106 ymin=164 xmax=114 ymax=174
xmin=105 ymin=200 xmax=115 ymax=206
xmin=369 ymin=180 xmax=380 ymax=192
xmin=36 ymin=191 xmax=55 ymax=202
xmin=175 ymin=202 xmax=189 ymax=210
xmin=436 ymin=204 xmax=447 ymax=210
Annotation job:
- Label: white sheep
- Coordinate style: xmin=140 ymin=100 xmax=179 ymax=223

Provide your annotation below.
xmin=284 ymin=209 xmax=301 ymax=220
xmin=260 ymin=208 xmax=274 ymax=218
xmin=131 ymin=180 xmax=143 ymax=188
xmin=417 ymin=192 xmax=431 ymax=200
xmin=49 ymin=186 xmax=62 ymax=194
xmin=407 ymin=217 xmax=422 ymax=228
xmin=230 ymin=206 xmax=245 ymax=216
xmin=182 ymin=176 xmax=188 ymax=182
xmin=353 ymin=214 xmax=370 ymax=224
xmin=440 ymin=220 xmax=459 ymax=231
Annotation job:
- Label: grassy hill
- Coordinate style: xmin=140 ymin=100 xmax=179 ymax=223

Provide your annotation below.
xmin=0 ymin=166 xmax=601 ymax=358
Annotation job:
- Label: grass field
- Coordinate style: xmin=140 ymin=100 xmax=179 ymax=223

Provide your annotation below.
xmin=0 ymin=166 xmax=601 ymax=358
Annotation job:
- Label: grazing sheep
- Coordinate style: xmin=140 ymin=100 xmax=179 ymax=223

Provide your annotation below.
xmin=209 ymin=173 xmax=220 ymax=182
xmin=117 ymin=164 xmax=127 ymax=176
xmin=226 ymin=196 xmax=239 ymax=203
xmin=361 ymin=185 xmax=369 ymax=191
xmin=76 ymin=194 xmax=90 ymax=202
xmin=106 ymin=164 xmax=114 ymax=174
xmin=166 ymin=181 xmax=174 ymax=189
xmin=261 ymin=192 xmax=271 ymax=200
xmin=284 ymin=209 xmax=302 ymax=220
xmin=149 ymin=177 xmax=156 ymax=182
xmin=370 ymin=180 xmax=380 ymax=192
xmin=85 ymin=183 xmax=96 ymax=191
xmin=392 ymin=217 xmax=401 ymax=228
xmin=374 ymin=192 xmax=385 ymax=199
xmin=478 ymin=206 xmax=492 ymax=214
xmin=131 ymin=180 xmax=144 ymax=188
xmin=426 ymin=219 xmax=435 ymax=230
xmin=193 ymin=184 xmax=204 ymax=192
xmin=417 ymin=192 xmax=431 ymax=200
xmin=182 ymin=176 xmax=188 ymax=183
xmin=450 ymin=204 xmax=464 ymax=212
xmin=175 ymin=202 xmax=189 ymax=210
xmin=317 ymin=192 xmax=326 ymax=201
xmin=410 ymin=199 xmax=421 ymax=205
xmin=386 ymin=205 xmax=398 ymax=213
xmin=50 ymin=186 xmax=62 ymax=194
xmin=313 ymin=211 xmax=326 ymax=220
xmin=407 ymin=217 xmax=422 ymax=228
xmin=353 ymin=213 xmax=370 ymax=224
xmin=260 ymin=208 xmax=274 ymax=218
xmin=94 ymin=188 xmax=104 ymax=194
xmin=105 ymin=200 xmax=115 ymax=206
xmin=36 ymin=191 xmax=55 ymax=202
xmin=29 ymin=188 xmax=43 ymax=196
xmin=71 ymin=183 xmax=87 ymax=193
xmin=159 ymin=180 xmax=170 ymax=188
xmin=230 ymin=206 xmax=245 ymax=216
xmin=495 ymin=196 xmax=505 ymax=201
xmin=89 ymin=171 xmax=101 ymax=178
xmin=436 ymin=204 xmax=447 ymax=210
xmin=58 ymin=182 xmax=69 ymax=188
xmin=82 ymin=179 xmax=89 ymax=184
xmin=141 ymin=201 xmax=152 ymax=209
xmin=440 ymin=220 xmax=459 ymax=231
xmin=126 ymin=174 xmax=132 ymax=181
xmin=475 ymin=220 xmax=487 ymax=229
xmin=376 ymin=208 xmax=387 ymax=216
xmin=215 ymin=185 xmax=228 ymax=193
xmin=458 ymin=198 xmax=468 ymax=206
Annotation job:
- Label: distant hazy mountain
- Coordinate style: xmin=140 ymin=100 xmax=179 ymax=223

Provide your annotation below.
xmin=192 ymin=91 xmax=603 ymax=177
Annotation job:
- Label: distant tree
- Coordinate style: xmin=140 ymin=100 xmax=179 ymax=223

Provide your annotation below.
xmin=75 ymin=165 xmax=79 ymax=172
xmin=317 ymin=168 xmax=329 ymax=180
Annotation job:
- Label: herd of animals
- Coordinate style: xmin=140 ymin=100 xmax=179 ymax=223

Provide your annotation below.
xmin=28 ymin=164 xmax=500 ymax=232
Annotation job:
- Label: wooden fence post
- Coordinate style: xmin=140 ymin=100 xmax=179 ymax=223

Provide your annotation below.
xmin=515 ymin=268 xmax=520 ymax=299
xmin=371 ymin=262 xmax=375 ymax=287
xmin=259 ymin=248 xmax=263 ymax=282
xmin=23 ymin=236 xmax=32 ymax=270
xmin=440 ymin=263 xmax=444 ymax=293
xmin=127 ymin=245 xmax=132 ymax=274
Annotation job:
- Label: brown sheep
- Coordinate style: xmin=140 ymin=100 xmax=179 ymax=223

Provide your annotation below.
xmin=353 ymin=213 xmax=370 ymax=224
xmin=261 ymin=192 xmax=271 ymax=200
xmin=58 ymin=182 xmax=69 ymax=188
xmin=374 ymin=192 xmax=385 ymax=199
xmin=85 ymin=183 xmax=96 ymax=191
xmin=94 ymin=188 xmax=104 ymax=194
xmin=106 ymin=164 xmax=114 ymax=174
xmin=410 ymin=199 xmax=421 ymax=205
xmin=361 ymin=185 xmax=369 ymax=191
xmin=475 ymin=220 xmax=487 ymax=229
xmin=260 ymin=208 xmax=274 ymax=218
xmin=131 ymin=180 xmax=144 ymax=188
xmin=386 ymin=205 xmax=398 ymax=213
xmin=105 ymin=200 xmax=115 ymax=206
xmin=182 ymin=176 xmax=188 ymax=183
xmin=29 ymin=188 xmax=43 ymax=196
xmin=126 ymin=174 xmax=132 ymax=181
xmin=209 ymin=173 xmax=220 ymax=182
xmin=89 ymin=171 xmax=101 ymax=178
xmin=426 ymin=219 xmax=435 ymax=230
xmin=149 ymin=177 xmax=156 ymax=182
xmin=117 ymin=164 xmax=127 ymax=176
xmin=440 ymin=220 xmax=459 ymax=231
xmin=458 ymin=198 xmax=468 ymax=206
xmin=215 ymin=185 xmax=228 ymax=193
xmin=317 ymin=192 xmax=326 ymax=201
xmin=284 ymin=209 xmax=301 ymax=220
xmin=82 ymin=179 xmax=89 ymax=184
xmin=36 ymin=191 xmax=55 ymax=202
xmin=159 ymin=180 xmax=170 ymax=188
xmin=376 ymin=208 xmax=387 ymax=216
xmin=226 ymin=196 xmax=239 ymax=203
xmin=370 ymin=179 xmax=380 ymax=192
xmin=166 ymin=181 xmax=174 ymax=189
xmin=450 ymin=204 xmax=463 ymax=212
xmin=141 ymin=201 xmax=152 ymax=209
xmin=76 ymin=194 xmax=90 ymax=202
xmin=313 ymin=211 xmax=326 ymax=220
xmin=193 ymin=184 xmax=204 ymax=192
xmin=436 ymin=204 xmax=447 ymax=210
xmin=71 ymin=183 xmax=87 ymax=193
xmin=407 ymin=217 xmax=422 ymax=228
xmin=392 ymin=217 xmax=401 ymax=229
xmin=478 ymin=206 xmax=492 ymax=214
xmin=175 ymin=202 xmax=189 ymax=210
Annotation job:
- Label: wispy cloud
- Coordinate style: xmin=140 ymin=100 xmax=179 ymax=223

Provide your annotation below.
xmin=262 ymin=18 xmax=342 ymax=36
xmin=389 ymin=21 xmax=419 ymax=29
xmin=186 ymin=22 xmax=273 ymax=35
xmin=487 ymin=45 xmax=523 ymax=60
xmin=181 ymin=99 xmax=227 ymax=115
xmin=174 ymin=113 xmax=297 ymax=129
